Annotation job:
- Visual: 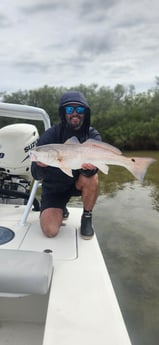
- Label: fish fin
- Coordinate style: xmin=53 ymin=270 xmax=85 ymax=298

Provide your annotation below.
xmin=83 ymin=139 xmax=122 ymax=155
xmin=128 ymin=157 xmax=156 ymax=182
xmin=60 ymin=166 xmax=73 ymax=177
xmin=97 ymin=164 xmax=109 ymax=175
xmin=65 ymin=136 xmax=80 ymax=144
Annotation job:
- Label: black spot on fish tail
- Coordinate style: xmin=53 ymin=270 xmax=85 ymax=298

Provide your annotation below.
xmin=131 ymin=158 xmax=136 ymax=162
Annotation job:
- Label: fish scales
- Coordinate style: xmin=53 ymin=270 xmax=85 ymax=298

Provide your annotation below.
xmin=30 ymin=136 xmax=156 ymax=181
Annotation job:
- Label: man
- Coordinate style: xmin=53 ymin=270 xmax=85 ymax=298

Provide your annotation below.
xmin=31 ymin=90 xmax=101 ymax=239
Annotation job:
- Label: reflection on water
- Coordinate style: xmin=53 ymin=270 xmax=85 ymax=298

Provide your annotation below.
xmin=70 ymin=151 xmax=159 ymax=345
xmin=94 ymin=185 xmax=159 ymax=345
xmin=96 ymin=151 xmax=159 ymax=345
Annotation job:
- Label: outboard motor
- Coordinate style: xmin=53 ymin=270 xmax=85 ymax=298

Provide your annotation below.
xmin=0 ymin=123 xmax=39 ymax=207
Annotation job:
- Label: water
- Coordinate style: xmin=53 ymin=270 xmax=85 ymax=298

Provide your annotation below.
xmin=69 ymin=151 xmax=159 ymax=345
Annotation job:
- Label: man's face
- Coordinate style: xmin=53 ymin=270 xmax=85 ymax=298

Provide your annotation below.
xmin=65 ymin=103 xmax=85 ymax=130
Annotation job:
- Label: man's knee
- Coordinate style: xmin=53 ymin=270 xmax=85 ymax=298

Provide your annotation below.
xmin=41 ymin=224 xmax=59 ymax=238
xmin=40 ymin=208 xmax=62 ymax=237
xmin=76 ymin=173 xmax=99 ymax=191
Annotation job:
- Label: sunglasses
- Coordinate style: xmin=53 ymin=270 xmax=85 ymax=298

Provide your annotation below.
xmin=65 ymin=105 xmax=85 ymax=115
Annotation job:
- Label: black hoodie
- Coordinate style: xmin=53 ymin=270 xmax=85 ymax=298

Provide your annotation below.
xmin=59 ymin=90 xmax=90 ymax=138
xmin=31 ymin=91 xmax=101 ymax=192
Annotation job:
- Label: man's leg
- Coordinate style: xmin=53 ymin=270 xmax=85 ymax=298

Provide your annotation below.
xmin=75 ymin=173 xmax=99 ymax=239
xmin=40 ymin=208 xmax=63 ymax=237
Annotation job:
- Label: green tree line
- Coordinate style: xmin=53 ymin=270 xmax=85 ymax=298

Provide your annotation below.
xmin=1 ymin=79 xmax=159 ymax=150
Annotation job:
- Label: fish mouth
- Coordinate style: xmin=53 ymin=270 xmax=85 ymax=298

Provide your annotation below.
xmin=29 ymin=151 xmax=37 ymax=161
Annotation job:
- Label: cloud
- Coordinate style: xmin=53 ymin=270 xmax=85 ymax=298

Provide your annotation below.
xmin=0 ymin=14 xmax=11 ymax=27
xmin=14 ymin=60 xmax=50 ymax=73
xmin=0 ymin=0 xmax=158 ymax=93
xmin=19 ymin=1 xmax=62 ymax=15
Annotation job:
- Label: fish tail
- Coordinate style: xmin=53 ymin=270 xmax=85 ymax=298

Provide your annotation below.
xmin=128 ymin=157 xmax=156 ymax=182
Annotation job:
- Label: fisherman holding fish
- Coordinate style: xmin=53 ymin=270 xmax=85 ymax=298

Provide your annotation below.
xmin=31 ymin=91 xmax=102 ymax=239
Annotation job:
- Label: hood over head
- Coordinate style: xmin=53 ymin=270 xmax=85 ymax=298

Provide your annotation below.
xmin=58 ymin=91 xmax=91 ymax=135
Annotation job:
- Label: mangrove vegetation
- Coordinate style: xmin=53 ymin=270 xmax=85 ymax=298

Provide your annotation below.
xmin=1 ymin=79 xmax=159 ymax=151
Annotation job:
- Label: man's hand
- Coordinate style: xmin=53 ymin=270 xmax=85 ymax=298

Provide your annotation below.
xmin=36 ymin=161 xmax=48 ymax=167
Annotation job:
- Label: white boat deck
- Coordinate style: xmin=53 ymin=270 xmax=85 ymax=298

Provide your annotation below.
xmin=0 ymin=204 xmax=77 ymax=261
xmin=0 ymin=102 xmax=132 ymax=344
xmin=0 ymin=204 xmax=132 ymax=345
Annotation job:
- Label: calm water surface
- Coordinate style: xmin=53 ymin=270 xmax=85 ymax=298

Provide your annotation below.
xmin=69 ymin=151 xmax=159 ymax=345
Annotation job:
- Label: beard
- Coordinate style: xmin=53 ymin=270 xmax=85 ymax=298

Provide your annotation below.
xmin=65 ymin=115 xmax=84 ymax=130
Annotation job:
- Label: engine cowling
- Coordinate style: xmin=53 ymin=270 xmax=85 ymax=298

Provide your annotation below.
xmin=0 ymin=123 xmax=39 ymax=180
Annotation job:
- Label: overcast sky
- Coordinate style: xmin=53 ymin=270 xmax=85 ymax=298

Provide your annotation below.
xmin=1 ymin=0 xmax=159 ymax=93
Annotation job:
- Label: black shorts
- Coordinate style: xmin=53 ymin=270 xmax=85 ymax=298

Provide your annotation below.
xmin=40 ymin=185 xmax=81 ymax=213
